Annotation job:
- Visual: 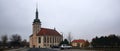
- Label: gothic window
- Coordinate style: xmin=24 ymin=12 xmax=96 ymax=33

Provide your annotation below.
xmin=38 ymin=37 xmax=41 ymax=43
xmin=47 ymin=36 xmax=49 ymax=43
xmin=53 ymin=37 xmax=54 ymax=43
xmin=44 ymin=36 xmax=46 ymax=43
xmin=55 ymin=37 xmax=56 ymax=43
xmin=57 ymin=37 xmax=58 ymax=43
xmin=50 ymin=37 xmax=51 ymax=43
xmin=51 ymin=37 xmax=52 ymax=43
xmin=58 ymin=38 xmax=60 ymax=43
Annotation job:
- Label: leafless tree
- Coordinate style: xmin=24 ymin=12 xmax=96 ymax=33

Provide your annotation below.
xmin=10 ymin=34 xmax=21 ymax=42
xmin=1 ymin=35 xmax=8 ymax=48
xmin=67 ymin=32 xmax=73 ymax=43
xmin=10 ymin=34 xmax=22 ymax=47
xmin=1 ymin=35 xmax=8 ymax=44
xmin=21 ymin=39 xmax=27 ymax=47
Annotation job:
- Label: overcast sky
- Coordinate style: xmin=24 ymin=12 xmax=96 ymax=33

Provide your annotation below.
xmin=0 ymin=0 xmax=120 ymax=41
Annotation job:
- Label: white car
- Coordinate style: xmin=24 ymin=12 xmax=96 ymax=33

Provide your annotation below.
xmin=60 ymin=44 xmax=72 ymax=49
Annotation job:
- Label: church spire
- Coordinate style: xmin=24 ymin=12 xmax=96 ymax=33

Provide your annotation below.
xmin=33 ymin=3 xmax=41 ymax=23
xmin=36 ymin=7 xmax=38 ymax=19
xmin=32 ymin=1 xmax=41 ymax=35
xmin=35 ymin=3 xmax=38 ymax=19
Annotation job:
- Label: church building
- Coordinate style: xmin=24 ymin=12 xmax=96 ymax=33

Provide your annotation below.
xmin=29 ymin=8 xmax=63 ymax=48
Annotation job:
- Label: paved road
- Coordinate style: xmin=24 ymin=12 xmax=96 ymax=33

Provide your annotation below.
xmin=28 ymin=48 xmax=98 ymax=51
xmin=5 ymin=48 xmax=99 ymax=51
xmin=52 ymin=48 xmax=98 ymax=51
xmin=5 ymin=48 xmax=29 ymax=51
xmin=59 ymin=49 xmax=97 ymax=51
xmin=28 ymin=48 xmax=57 ymax=51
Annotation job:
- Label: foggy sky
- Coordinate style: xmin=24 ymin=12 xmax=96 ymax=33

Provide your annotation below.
xmin=0 ymin=0 xmax=120 ymax=41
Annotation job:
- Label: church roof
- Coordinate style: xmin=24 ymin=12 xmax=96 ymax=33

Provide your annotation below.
xmin=36 ymin=28 xmax=62 ymax=36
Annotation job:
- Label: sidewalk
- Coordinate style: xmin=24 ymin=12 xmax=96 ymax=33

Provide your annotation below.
xmin=5 ymin=48 xmax=29 ymax=51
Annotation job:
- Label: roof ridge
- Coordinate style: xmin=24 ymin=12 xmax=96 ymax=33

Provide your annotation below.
xmin=41 ymin=28 xmax=54 ymax=30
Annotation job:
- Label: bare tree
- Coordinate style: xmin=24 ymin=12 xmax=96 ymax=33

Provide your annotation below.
xmin=21 ymin=39 xmax=27 ymax=47
xmin=10 ymin=34 xmax=22 ymax=48
xmin=1 ymin=35 xmax=8 ymax=48
xmin=1 ymin=35 xmax=8 ymax=44
xmin=67 ymin=32 xmax=73 ymax=43
xmin=10 ymin=34 xmax=21 ymax=42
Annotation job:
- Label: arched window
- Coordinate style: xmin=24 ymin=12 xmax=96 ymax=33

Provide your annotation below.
xmin=50 ymin=37 xmax=51 ymax=43
xmin=38 ymin=37 xmax=41 ymax=43
xmin=44 ymin=36 xmax=46 ymax=43
xmin=47 ymin=36 xmax=49 ymax=43
xmin=53 ymin=37 xmax=54 ymax=43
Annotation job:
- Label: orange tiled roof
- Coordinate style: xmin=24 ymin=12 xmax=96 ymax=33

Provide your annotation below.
xmin=36 ymin=28 xmax=62 ymax=36
xmin=72 ymin=39 xmax=85 ymax=43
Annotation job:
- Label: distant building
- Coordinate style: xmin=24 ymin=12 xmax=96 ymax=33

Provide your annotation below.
xmin=71 ymin=39 xmax=86 ymax=47
xmin=29 ymin=8 xmax=63 ymax=48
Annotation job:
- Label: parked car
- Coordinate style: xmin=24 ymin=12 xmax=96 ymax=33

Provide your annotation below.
xmin=60 ymin=44 xmax=72 ymax=49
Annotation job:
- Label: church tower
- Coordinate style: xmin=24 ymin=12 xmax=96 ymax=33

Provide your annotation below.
xmin=33 ymin=8 xmax=41 ymax=35
xmin=30 ymin=5 xmax=63 ymax=48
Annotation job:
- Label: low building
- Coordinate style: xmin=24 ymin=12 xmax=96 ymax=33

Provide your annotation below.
xmin=71 ymin=39 xmax=86 ymax=47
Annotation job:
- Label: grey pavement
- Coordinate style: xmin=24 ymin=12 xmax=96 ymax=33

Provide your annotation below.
xmin=59 ymin=49 xmax=98 ymax=51
xmin=52 ymin=48 xmax=99 ymax=51
xmin=5 ymin=48 xmax=100 ymax=51
xmin=28 ymin=48 xmax=57 ymax=51
xmin=5 ymin=48 xmax=29 ymax=51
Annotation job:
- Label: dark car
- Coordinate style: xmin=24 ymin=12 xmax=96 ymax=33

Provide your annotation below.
xmin=51 ymin=45 xmax=59 ymax=48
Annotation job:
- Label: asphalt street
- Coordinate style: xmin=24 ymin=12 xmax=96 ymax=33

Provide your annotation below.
xmin=5 ymin=48 xmax=29 ymax=51
xmin=28 ymin=48 xmax=57 ymax=51
xmin=59 ymin=49 xmax=97 ymax=51
xmin=5 ymin=48 xmax=98 ymax=51
xmin=28 ymin=48 xmax=98 ymax=51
